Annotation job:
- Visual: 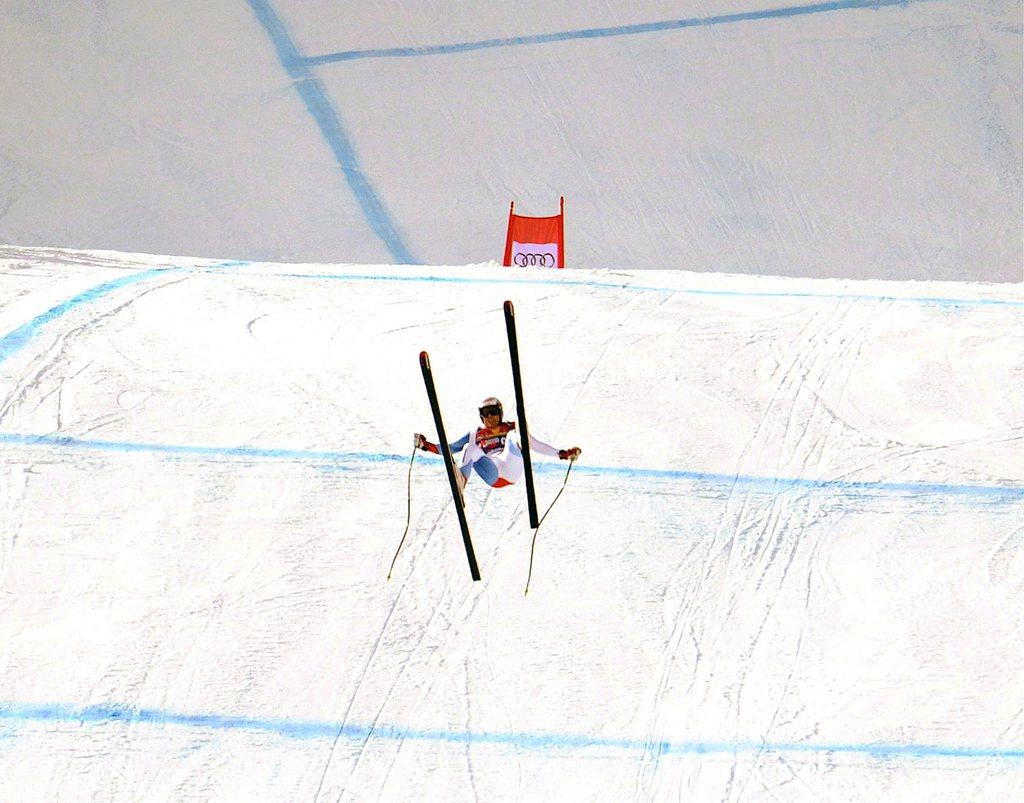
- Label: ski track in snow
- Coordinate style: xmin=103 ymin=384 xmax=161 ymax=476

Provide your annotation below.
xmin=0 ymin=251 xmax=1021 ymax=800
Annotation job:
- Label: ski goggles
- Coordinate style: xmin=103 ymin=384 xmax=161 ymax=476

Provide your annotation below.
xmin=479 ymin=405 xmax=502 ymax=417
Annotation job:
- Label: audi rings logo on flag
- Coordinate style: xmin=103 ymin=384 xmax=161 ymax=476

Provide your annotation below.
xmin=513 ymin=252 xmax=557 ymax=267
xmin=511 ymin=242 xmax=559 ymax=269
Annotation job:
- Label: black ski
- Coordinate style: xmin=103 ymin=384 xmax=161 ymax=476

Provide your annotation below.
xmin=419 ymin=351 xmax=481 ymax=581
xmin=503 ymin=300 xmax=540 ymax=529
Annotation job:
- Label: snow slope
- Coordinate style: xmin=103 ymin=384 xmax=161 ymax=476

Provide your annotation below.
xmin=1 ymin=1 xmax=1021 ymax=280
xmin=0 ymin=245 xmax=1022 ymax=800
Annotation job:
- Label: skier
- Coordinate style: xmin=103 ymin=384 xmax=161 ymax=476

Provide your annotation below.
xmin=414 ymin=397 xmax=580 ymax=490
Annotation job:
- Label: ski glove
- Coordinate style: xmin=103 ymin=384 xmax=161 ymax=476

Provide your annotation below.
xmin=414 ymin=433 xmax=439 ymax=454
xmin=558 ymin=447 xmax=581 ymax=461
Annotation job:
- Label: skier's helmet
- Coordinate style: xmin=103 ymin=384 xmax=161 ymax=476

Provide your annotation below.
xmin=479 ymin=397 xmax=503 ymax=419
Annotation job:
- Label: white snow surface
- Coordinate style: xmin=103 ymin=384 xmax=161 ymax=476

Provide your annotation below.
xmin=1 ymin=0 xmax=1021 ymax=280
xmin=0 ymin=246 xmax=1022 ymax=800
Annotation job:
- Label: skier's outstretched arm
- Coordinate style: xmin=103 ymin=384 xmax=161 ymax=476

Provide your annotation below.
xmin=414 ymin=431 xmax=470 ymax=456
xmin=527 ymin=432 xmax=581 ymax=461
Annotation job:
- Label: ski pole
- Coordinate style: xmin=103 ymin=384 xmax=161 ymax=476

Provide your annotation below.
xmin=387 ymin=444 xmax=418 ymax=580
xmin=524 ymin=456 xmax=576 ymax=595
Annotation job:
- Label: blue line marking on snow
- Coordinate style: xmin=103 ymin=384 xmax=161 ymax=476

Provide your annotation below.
xmin=244 ymin=0 xmax=416 ymax=265
xmin=673 ymin=287 xmax=1024 ymax=308
xmin=0 ymin=269 xmax=167 ymax=365
xmin=303 ymin=0 xmax=920 ymax=65
xmin=250 ymin=270 xmax=1024 ymax=309
xmin=0 ymin=433 xmax=367 ymax=467
xmin=569 ymin=463 xmax=1024 ymax=500
xmin=0 ymin=702 xmax=1020 ymax=761
xmin=0 ymin=261 xmax=250 ymax=367
xmin=1 ymin=433 xmax=1021 ymax=501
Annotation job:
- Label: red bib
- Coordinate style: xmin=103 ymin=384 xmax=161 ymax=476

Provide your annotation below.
xmin=475 ymin=421 xmax=515 ymax=455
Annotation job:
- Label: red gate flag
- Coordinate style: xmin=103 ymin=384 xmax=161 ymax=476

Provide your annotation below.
xmin=502 ymin=197 xmax=565 ymax=269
